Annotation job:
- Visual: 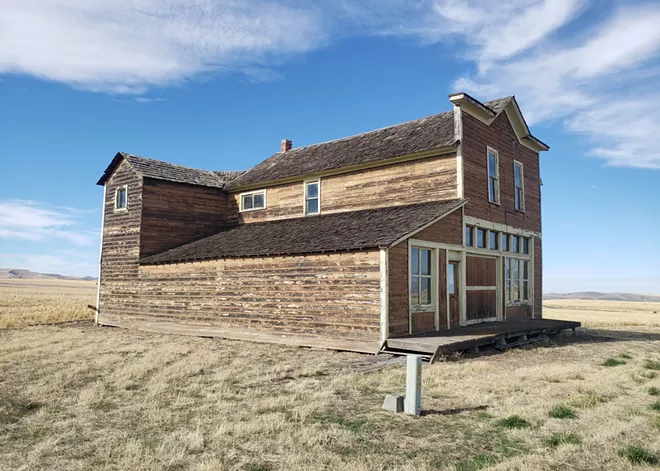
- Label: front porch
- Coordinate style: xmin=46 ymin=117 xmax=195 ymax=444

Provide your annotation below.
xmin=381 ymin=319 xmax=581 ymax=362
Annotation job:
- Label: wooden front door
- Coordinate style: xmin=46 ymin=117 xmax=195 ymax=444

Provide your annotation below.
xmin=448 ymin=262 xmax=460 ymax=328
xmin=465 ymin=256 xmax=498 ymax=324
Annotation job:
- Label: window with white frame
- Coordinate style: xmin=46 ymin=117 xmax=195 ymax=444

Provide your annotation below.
xmin=305 ymin=180 xmax=320 ymax=215
xmin=487 ymin=148 xmax=500 ymax=204
xmin=115 ymin=186 xmax=127 ymax=210
xmin=240 ymin=190 xmax=266 ymax=211
xmin=514 ymin=161 xmax=525 ymax=211
xmin=410 ymin=247 xmax=434 ymax=308
xmin=505 ymin=257 xmax=530 ymax=303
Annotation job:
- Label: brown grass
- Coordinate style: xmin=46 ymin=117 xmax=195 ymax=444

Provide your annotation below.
xmin=1 ymin=286 xmax=660 ymax=470
xmin=0 ymin=279 xmax=96 ymax=329
xmin=544 ymin=298 xmax=660 ymax=327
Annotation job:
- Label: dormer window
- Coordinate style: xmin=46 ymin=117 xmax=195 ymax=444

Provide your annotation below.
xmin=240 ymin=190 xmax=266 ymax=211
xmin=487 ymin=147 xmax=500 ymax=204
xmin=115 ymin=186 xmax=127 ymax=211
xmin=304 ymin=180 xmax=320 ymax=215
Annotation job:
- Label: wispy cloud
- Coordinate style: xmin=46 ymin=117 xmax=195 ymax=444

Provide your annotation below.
xmin=0 ymin=200 xmax=97 ymax=245
xmin=0 ymin=0 xmax=324 ymax=94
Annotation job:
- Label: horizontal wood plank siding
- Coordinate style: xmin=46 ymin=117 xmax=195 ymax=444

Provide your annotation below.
xmin=98 ymin=160 xmax=143 ymax=322
xmin=462 ymin=112 xmax=541 ymax=233
xmin=140 ymin=179 xmax=228 ymax=257
xmin=387 ymin=241 xmax=409 ymax=337
xmin=101 ymin=251 xmax=382 ymax=350
xmin=229 ymin=154 xmax=457 ymax=224
xmin=413 ymin=209 xmax=463 ymax=245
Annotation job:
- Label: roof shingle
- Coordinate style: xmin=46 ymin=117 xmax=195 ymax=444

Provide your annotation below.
xmin=140 ymin=199 xmax=466 ymax=264
xmin=97 ymin=152 xmax=243 ymax=189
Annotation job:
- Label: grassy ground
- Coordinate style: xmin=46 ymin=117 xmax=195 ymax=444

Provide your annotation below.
xmin=0 ymin=279 xmax=96 ymax=329
xmin=544 ymin=299 xmax=660 ymax=327
xmin=1 ymin=286 xmax=660 ymax=470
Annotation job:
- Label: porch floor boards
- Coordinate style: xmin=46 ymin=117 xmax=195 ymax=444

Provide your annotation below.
xmin=382 ymin=319 xmax=581 ymax=359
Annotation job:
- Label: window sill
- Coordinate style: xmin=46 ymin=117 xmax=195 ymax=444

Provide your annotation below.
xmin=239 ymin=207 xmax=266 ymax=213
xmin=488 ymin=200 xmax=501 ymax=206
xmin=410 ymin=305 xmax=435 ymax=313
xmin=113 ymin=208 xmax=128 ymax=213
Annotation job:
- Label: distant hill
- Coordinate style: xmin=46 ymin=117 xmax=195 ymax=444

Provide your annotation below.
xmin=0 ymin=268 xmax=96 ymax=282
xmin=544 ymin=292 xmax=660 ymax=303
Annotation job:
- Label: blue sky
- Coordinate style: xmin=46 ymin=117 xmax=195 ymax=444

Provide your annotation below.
xmin=1 ymin=0 xmax=659 ymax=293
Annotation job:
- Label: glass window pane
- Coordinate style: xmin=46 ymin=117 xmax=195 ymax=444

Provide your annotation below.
xmin=490 ymin=231 xmax=498 ymax=250
xmin=514 ymin=164 xmax=522 ymax=186
xmin=477 ymin=228 xmax=486 ymax=248
xmin=448 ymin=264 xmax=456 ymax=294
xmin=465 ymin=226 xmax=473 ymax=246
xmin=502 ymin=234 xmax=509 ymax=251
xmin=514 ymin=281 xmax=520 ymax=300
xmin=306 ymin=182 xmax=319 ymax=198
xmin=511 ymin=236 xmax=519 ymax=253
xmin=242 ymin=195 xmax=253 ymax=210
xmin=421 ymin=278 xmax=432 ymax=305
xmin=523 ymin=281 xmax=529 ymax=301
xmin=513 ymin=260 xmax=519 ymax=282
xmin=488 ymin=152 xmax=497 ymax=177
xmin=411 ymin=248 xmax=419 ymax=275
xmin=489 ymin=178 xmax=497 ymax=202
xmin=253 ymin=193 xmax=264 ymax=209
xmin=523 ymin=261 xmax=529 ymax=280
xmin=411 ymin=277 xmax=420 ymax=305
xmin=421 ymin=249 xmax=431 ymax=275
xmin=522 ymin=237 xmax=529 ymax=254
xmin=515 ymin=190 xmax=521 ymax=210
xmin=306 ymin=198 xmax=319 ymax=214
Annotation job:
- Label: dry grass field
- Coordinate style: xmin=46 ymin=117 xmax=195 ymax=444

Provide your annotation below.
xmin=0 ymin=279 xmax=96 ymax=329
xmin=544 ymin=298 xmax=660 ymax=328
xmin=1 ymin=283 xmax=660 ymax=470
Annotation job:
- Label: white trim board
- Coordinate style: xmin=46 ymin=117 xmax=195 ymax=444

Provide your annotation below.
xmin=464 ymin=216 xmax=541 ymax=239
xmin=379 ymin=248 xmax=389 ymax=343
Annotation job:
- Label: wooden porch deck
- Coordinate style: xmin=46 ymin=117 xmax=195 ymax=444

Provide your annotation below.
xmin=381 ymin=319 xmax=581 ymax=362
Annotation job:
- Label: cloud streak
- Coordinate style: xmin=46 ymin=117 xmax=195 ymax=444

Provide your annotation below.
xmin=0 ymin=200 xmax=97 ymax=245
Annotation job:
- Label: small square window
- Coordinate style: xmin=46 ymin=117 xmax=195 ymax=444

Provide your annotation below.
xmin=240 ymin=190 xmax=266 ymax=211
xmin=476 ymin=228 xmax=486 ymax=248
xmin=115 ymin=187 xmax=127 ymax=210
xmin=489 ymin=231 xmax=498 ymax=250
xmin=465 ymin=226 xmax=473 ymax=247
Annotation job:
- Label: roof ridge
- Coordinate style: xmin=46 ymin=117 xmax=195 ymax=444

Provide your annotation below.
xmin=121 ymin=152 xmax=218 ymax=175
xmin=278 ymin=110 xmax=454 ymax=155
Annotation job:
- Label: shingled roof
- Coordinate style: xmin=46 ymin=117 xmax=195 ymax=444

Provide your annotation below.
xmin=97 ymin=152 xmax=244 ymax=189
xmin=228 ymin=97 xmax=511 ymax=189
xmin=141 ymin=199 xmax=466 ymax=264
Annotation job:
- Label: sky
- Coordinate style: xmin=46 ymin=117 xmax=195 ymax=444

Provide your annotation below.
xmin=1 ymin=0 xmax=659 ymax=293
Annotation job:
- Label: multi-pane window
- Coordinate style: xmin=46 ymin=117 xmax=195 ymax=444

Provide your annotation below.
xmin=115 ymin=186 xmax=127 ymax=210
xmin=488 ymin=148 xmax=500 ymax=204
xmin=505 ymin=258 xmax=530 ymax=303
xmin=514 ymin=161 xmax=525 ymax=212
xmin=241 ymin=190 xmax=266 ymax=211
xmin=411 ymin=247 xmax=433 ymax=307
xmin=305 ymin=181 xmax=320 ymax=215
xmin=476 ymin=228 xmax=487 ymax=248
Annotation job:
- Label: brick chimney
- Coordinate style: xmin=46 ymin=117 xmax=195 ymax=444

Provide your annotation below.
xmin=281 ymin=139 xmax=292 ymax=152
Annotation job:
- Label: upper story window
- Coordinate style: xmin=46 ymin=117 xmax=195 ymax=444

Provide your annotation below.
xmin=476 ymin=228 xmax=487 ymax=248
xmin=410 ymin=246 xmax=434 ymax=308
xmin=465 ymin=226 xmax=473 ymax=246
xmin=305 ymin=180 xmax=320 ymax=215
xmin=240 ymin=190 xmax=266 ymax=212
xmin=514 ymin=161 xmax=525 ymax=212
xmin=487 ymin=147 xmax=500 ymax=204
xmin=114 ymin=186 xmax=127 ymax=211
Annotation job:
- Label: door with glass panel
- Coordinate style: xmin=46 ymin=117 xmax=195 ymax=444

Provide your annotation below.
xmin=410 ymin=246 xmax=436 ymax=334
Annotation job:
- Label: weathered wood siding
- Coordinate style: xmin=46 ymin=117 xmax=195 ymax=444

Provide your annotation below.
xmin=466 ymin=256 xmax=497 ymax=287
xmin=98 ymin=160 xmax=143 ymax=321
xmin=387 ymin=241 xmax=409 ymax=338
xmin=506 ymin=305 xmax=532 ymax=320
xmin=101 ymin=251 xmax=382 ymax=352
xmin=534 ymin=237 xmax=542 ymax=318
xmin=140 ymin=179 xmax=228 ymax=258
xmin=462 ymin=112 xmax=541 ymax=233
xmin=230 ymin=154 xmax=457 ymax=224
xmin=387 ymin=209 xmax=463 ymax=337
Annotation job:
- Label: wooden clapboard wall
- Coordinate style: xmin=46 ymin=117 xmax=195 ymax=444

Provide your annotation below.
xmin=229 ymin=154 xmax=457 ymax=224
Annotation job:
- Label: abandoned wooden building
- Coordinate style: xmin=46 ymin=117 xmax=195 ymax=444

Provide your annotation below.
xmin=96 ymin=93 xmax=578 ymax=358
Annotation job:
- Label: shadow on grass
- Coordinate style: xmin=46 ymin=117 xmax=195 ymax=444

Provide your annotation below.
xmin=421 ymin=405 xmax=488 ymax=416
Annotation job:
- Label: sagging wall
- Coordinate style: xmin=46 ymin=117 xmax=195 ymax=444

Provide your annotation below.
xmin=228 ymin=154 xmax=457 ymax=224
xmin=140 ymin=178 xmax=229 ymax=258
xmin=387 ymin=210 xmax=463 ymax=337
xmin=101 ymin=250 xmax=383 ymax=352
